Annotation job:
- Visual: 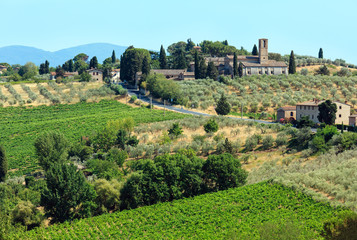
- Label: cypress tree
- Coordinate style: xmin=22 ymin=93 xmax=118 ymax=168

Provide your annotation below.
xmin=45 ymin=60 xmax=50 ymax=74
xmin=233 ymin=52 xmax=238 ymax=77
xmin=159 ymin=45 xmax=167 ymax=69
xmin=68 ymin=59 xmax=74 ymax=72
xmin=198 ymin=57 xmax=207 ymax=79
xmin=89 ymin=56 xmax=98 ymax=69
xmin=318 ymin=48 xmax=323 ymax=59
xmin=207 ymin=62 xmax=218 ymax=80
xmin=252 ymin=44 xmax=258 ymax=55
xmin=194 ymin=51 xmax=199 ymax=79
xmin=175 ymin=50 xmax=187 ymax=69
xmin=142 ymin=56 xmax=150 ymax=76
xmin=0 ymin=145 xmax=8 ymax=182
xmin=112 ymin=50 xmax=116 ymax=64
xmin=238 ymin=62 xmax=243 ymax=78
xmin=215 ymin=94 xmax=231 ymax=115
xmin=288 ymin=50 xmax=296 ymax=74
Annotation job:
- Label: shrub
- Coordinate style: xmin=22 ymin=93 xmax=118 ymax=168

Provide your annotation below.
xmin=107 ymin=148 xmax=128 ymax=167
xmin=275 ymin=134 xmax=288 ymax=146
xmin=86 ymin=159 xmax=122 ymax=180
xmin=321 ymin=211 xmax=357 ymax=240
xmin=129 ymin=95 xmax=137 ymax=103
xmin=12 ymin=201 xmax=43 ymax=230
xmin=245 ymin=135 xmax=258 ymax=151
xmin=94 ymin=179 xmax=123 ymax=213
xmin=204 ymin=119 xmax=219 ymax=133
xmin=262 ymin=135 xmax=274 ymax=150
xmin=168 ymin=123 xmax=183 ymax=138
xmin=215 ymin=94 xmax=231 ymax=115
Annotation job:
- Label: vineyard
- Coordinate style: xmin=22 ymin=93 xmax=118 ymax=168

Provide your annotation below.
xmin=0 ymin=100 xmax=185 ymax=175
xmin=178 ymin=75 xmax=357 ymax=115
xmin=10 ymin=182 xmax=346 ymax=239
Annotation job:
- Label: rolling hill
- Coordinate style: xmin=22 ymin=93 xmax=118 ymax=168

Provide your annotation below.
xmin=0 ymin=43 xmax=128 ymax=66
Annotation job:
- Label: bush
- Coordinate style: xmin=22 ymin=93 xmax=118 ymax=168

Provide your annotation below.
xmin=202 ymin=153 xmax=247 ymax=192
xmin=94 ymin=179 xmax=123 ymax=213
xmin=215 ymin=94 xmax=231 ymax=115
xmin=204 ymin=119 xmax=219 ymax=133
xmin=87 ymin=159 xmax=122 ymax=180
xmin=275 ymin=134 xmax=288 ymax=146
xmin=262 ymin=135 xmax=274 ymax=150
xmin=321 ymin=211 xmax=357 ymax=240
xmin=12 ymin=201 xmax=43 ymax=230
xmin=129 ymin=95 xmax=137 ymax=103
xmin=245 ymin=135 xmax=258 ymax=151
xmin=107 ymin=148 xmax=128 ymax=167
xmin=168 ymin=123 xmax=183 ymax=138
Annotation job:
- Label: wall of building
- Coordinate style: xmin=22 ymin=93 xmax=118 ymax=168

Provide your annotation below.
xmin=335 ymin=102 xmax=350 ymax=125
xmin=243 ymin=67 xmax=287 ymax=76
xmin=277 ymin=110 xmax=296 ymax=120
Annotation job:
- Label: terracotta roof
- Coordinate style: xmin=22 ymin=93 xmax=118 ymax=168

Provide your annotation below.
xmin=278 ymin=106 xmax=296 ymax=111
xmin=242 ymin=60 xmax=287 ymax=67
xmin=137 ymin=69 xmax=186 ymax=76
xmin=63 ymin=72 xmax=79 ymax=77
xmin=297 ymin=101 xmax=324 ymax=106
xmin=50 ymin=72 xmax=56 ymax=76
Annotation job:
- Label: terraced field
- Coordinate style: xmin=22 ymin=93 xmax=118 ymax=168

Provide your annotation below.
xmin=0 ymin=100 xmax=185 ymax=175
xmin=10 ymin=182 xmax=347 ymax=240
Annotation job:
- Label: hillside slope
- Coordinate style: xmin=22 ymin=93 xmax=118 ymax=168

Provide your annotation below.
xmin=11 ymin=182 xmax=345 ymax=240
xmin=0 ymin=43 xmax=127 ymax=66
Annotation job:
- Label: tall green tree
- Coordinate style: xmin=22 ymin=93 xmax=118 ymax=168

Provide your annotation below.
xmin=45 ymin=60 xmax=50 ymax=73
xmin=159 ymin=45 xmax=167 ymax=69
xmin=0 ymin=145 xmax=7 ymax=182
xmin=288 ymin=50 xmax=296 ymax=74
xmin=215 ymin=94 xmax=231 ymax=115
xmin=158 ymin=45 xmax=168 ymax=69
xmin=142 ymin=56 xmax=150 ymax=76
xmin=318 ymin=100 xmax=337 ymax=125
xmin=186 ymin=38 xmax=195 ymax=52
xmin=315 ymin=65 xmax=330 ymax=75
xmin=238 ymin=62 xmax=243 ymax=78
xmin=120 ymin=47 xmax=151 ymax=85
xmin=194 ymin=51 xmax=199 ymax=79
xmin=89 ymin=56 xmax=98 ymax=69
xmin=111 ymin=50 xmax=116 ymax=64
xmin=68 ymin=59 xmax=74 ymax=72
xmin=207 ymin=62 xmax=218 ymax=80
xmin=252 ymin=44 xmax=258 ymax=55
xmin=175 ymin=50 xmax=187 ymax=69
xmin=198 ymin=58 xmax=207 ymax=79
xmin=233 ymin=52 xmax=238 ymax=77
xmin=318 ymin=48 xmax=323 ymax=59
xmin=34 ymin=131 xmax=69 ymax=171
xmin=41 ymin=163 xmax=97 ymax=223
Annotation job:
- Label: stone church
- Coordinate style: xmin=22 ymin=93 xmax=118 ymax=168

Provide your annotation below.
xmin=190 ymin=39 xmax=288 ymax=76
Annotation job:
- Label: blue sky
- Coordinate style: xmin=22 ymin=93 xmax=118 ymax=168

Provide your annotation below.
xmin=1 ymin=0 xmax=356 ymax=64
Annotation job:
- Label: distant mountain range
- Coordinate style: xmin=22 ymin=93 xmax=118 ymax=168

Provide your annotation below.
xmin=0 ymin=43 xmax=128 ymax=66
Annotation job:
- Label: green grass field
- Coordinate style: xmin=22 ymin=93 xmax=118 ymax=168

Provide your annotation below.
xmin=11 ymin=182 xmax=346 ymax=240
xmin=0 ymin=100 xmax=185 ymax=175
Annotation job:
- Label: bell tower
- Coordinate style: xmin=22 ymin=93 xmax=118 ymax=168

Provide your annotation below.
xmin=259 ymin=39 xmax=268 ymax=63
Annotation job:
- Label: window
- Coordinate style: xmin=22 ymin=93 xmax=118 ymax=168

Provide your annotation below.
xmin=300 ymin=106 xmax=302 ymax=110
xmin=304 ymin=106 xmax=306 ymax=110
xmin=282 ymin=70 xmax=286 ymax=74
xmin=259 ymin=70 xmax=262 ymax=74
xmin=271 ymin=71 xmax=274 ymax=74
xmin=312 ymin=106 xmax=314 ymax=110
xmin=308 ymin=106 xmax=310 ymax=110
xmin=339 ymin=114 xmax=342 ymax=118
xmin=290 ymin=112 xmax=293 ymax=117
xmin=263 ymin=40 xmax=266 ymax=48
xmin=265 ymin=70 xmax=268 ymax=74
xmin=339 ymin=106 xmax=342 ymax=109
xmin=312 ymin=115 xmax=314 ymax=119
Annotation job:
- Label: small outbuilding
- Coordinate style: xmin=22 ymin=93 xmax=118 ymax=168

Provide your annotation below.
xmin=277 ymin=106 xmax=296 ymax=121
xmin=349 ymin=115 xmax=357 ymax=126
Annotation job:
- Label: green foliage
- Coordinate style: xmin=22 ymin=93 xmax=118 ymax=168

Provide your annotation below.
xmin=318 ymin=48 xmax=323 ymax=59
xmin=80 ymin=71 xmax=91 ymax=82
xmin=18 ymin=62 xmax=38 ymax=80
xmin=238 ymin=62 xmax=243 ymax=78
xmin=318 ymin=100 xmax=337 ymax=125
xmin=215 ymin=94 xmax=231 ymax=115
xmin=233 ymin=52 xmax=238 ymax=76
xmin=222 ymin=138 xmax=234 ymax=154
xmin=34 ymin=131 xmax=69 ymax=171
xmin=120 ymin=47 xmax=151 ymax=85
xmin=168 ymin=123 xmax=183 ymax=137
xmin=12 ymin=201 xmax=43 ymax=230
xmin=252 ymin=44 xmax=258 ymax=55
xmin=0 ymin=145 xmax=8 ymax=182
xmin=296 ymin=116 xmax=314 ymax=128
xmin=159 ymin=45 xmax=167 ymax=69
xmin=204 ymin=119 xmax=219 ymax=133
xmin=262 ymin=135 xmax=274 ymax=150
xmin=310 ymin=135 xmax=328 ymax=153
xmin=89 ymin=56 xmax=98 ymax=69
xmin=141 ymin=56 xmax=150 ymax=76
xmin=315 ymin=65 xmax=330 ymax=75
xmin=288 ymin=50 xmax=296 ymax=74
xmin=321 ymin=211 xmax=357 ymax=240
xmin=330 ymin=132 xmax=357 ymax=153
xmin=94 ymin=179 xmax=123 ymax=213
xmin=316 ymin=125 xmax=339 ymax=142
xmin=146 ymin=73 xmax=184 ymax=104
xmin=74 ymin=53 xmax=89 ymax=62
xmin=111 ymin=50 xmax=116 ymax=64
xmin=289 ymin=127 xmax=313 ymax=150
xmin=12 ymin=182 xmax=347 ymax=240
xmin=41 ymin=163 xmax=97 ymax=223
xmin=87 ymin=159 xmax=122 ymax=180
xmin=68 ymin=143 xmax=93 ymax=162
xmin=244 ymin=135 xmax=258 ymax=151
xmin=202 ymin=153 xmax=247 ymax=192
xmin=107 ymin=148 xmax=128 ymax=167
xmin=207 ymin=61 xmax=218 ymax=80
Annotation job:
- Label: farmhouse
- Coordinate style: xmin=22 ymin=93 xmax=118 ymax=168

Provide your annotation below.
xmin=87 ymin=69 xmax=103 ymax=82
xmin=277 ymin=106 xmax=296 ymax=121
xmin=190 ymin=39 xmax=288 ymax=76
xmin=295 ymin=100 xmax=350 ymax=125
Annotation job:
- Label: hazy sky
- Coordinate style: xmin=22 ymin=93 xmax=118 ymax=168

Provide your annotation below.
xmin=1 ymin=0 xmax=356 ymax=64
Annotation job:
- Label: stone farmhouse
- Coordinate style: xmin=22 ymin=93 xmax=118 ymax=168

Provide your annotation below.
xmin=277 ymin=106 xmax=296 ymax=121
xmin=190 ymin=39 xmax=288 ymax=76
xmin=87 ymin=69 xmax=103 ymax=82
xmin=295 ymin=100 xmax=351 ymax=125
